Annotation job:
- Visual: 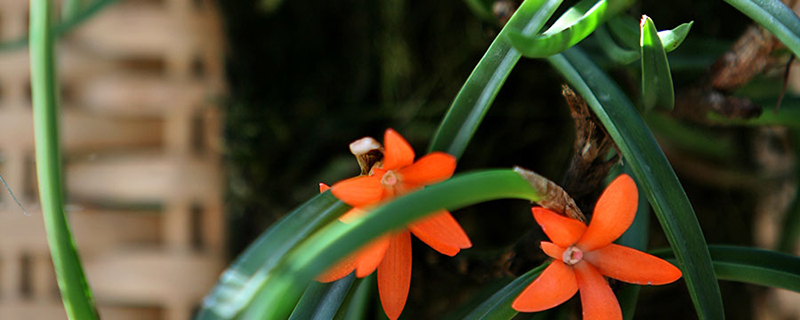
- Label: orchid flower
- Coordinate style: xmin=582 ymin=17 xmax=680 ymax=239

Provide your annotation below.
xmin=513 ymin=174 xmax=682 ymax=320
xmin=317 ymin=129 xmax=472 ymax=320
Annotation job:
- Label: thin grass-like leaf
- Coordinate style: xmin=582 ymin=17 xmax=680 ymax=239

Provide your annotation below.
xmin=2 ymin=0 xmax=118 ymax=51
xmin=428 ymin=0 xmax=563 ymax=158
xmin=507 ymin=0 xmax=634 ymax=58
xmin=253 ymin=169 xmax=542 ymax=320
xmin=655 ymin=245 xmax=800 ymax=292
xmin=607 ymin=15 xmax=639 ymax=49
xmin=462 ymin=261 xmax=549 ymax=320
xmin=640 ymin=16 xmax=675 ymax=111
xmin=596 ymin=21 xmax=693 ymax=65
xmin=29 ymin=0 xmax=99 ymax=319
xmin=196 ymin=192 xmax=350 ymax=320
xmin=724 ymin=0 xmax=800 ymax=58
xmin=288 ymin=274 xmax=356 ymax=320
xmin=546 ymin=48 xmax=724 ymax=320
xmin=334 ymin=275 xmax=374 ymax=320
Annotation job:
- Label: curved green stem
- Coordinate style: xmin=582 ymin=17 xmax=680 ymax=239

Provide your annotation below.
xmin=30 ymin=0 xmax=98 ymax=318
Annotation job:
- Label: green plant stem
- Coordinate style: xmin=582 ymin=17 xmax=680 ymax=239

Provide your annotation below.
xmin=254 ymin=169 xmax=541 ymax=319
xmin=29 ymin=0 xmax=98 ymax=319
xmin=2 ymin=0 xmax=118 ymax=52
xmin=428 ymin=0 xmax=563 ymax=158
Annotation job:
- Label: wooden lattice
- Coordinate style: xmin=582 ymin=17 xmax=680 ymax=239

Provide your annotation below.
xmin=0 ymin=0 xmax=225 ymax=319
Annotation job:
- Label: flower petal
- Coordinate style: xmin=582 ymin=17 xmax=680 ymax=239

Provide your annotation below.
xmin=541 ymin=241 xmax=566 ymax=261
xmin=382 ymin=129 xmax=415 ymax=170
xmin=409 ymin=210 xmax=472 ymax=256
xmin=378 ymin=231 xmax=412 ymax=320
xmin=533 ymin=207 xmax=587 ymax=247
xmin=331 ymin=175 xmax=383 ymax=207
xmin=577 ymin=174 xmax=638 ymax=252
xmin=584 ymin=243 xmax=682 ymax=285
xmin=316 ymin=254 xmax=356 ymax=283
xmin=319 ymin=183 xmax=330 ymax=193
xmin=512 ymin=262 xmax=578 ymax=312
xmin=574 ymin=261 xmax=622 ymax=320
xmin=355 ymin=235 xmax=391 ymax=277
xmin=397 ymin=152 xmax=456 ymax=187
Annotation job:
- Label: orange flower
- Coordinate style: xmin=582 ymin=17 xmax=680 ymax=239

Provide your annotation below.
xmin=318 ymin=129 xmax=472 ymax=320
xmin=512 ymin=174 xmax=682 ymax=320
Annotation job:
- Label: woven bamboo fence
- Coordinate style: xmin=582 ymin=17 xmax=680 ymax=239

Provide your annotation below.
xmin=0 ymin=0 xmax=225 ymax=319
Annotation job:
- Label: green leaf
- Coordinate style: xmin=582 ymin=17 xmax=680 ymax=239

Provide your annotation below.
xmin=428 ymin=0 xmax=564 ymax=158
xmin=655 ymin=245 xmax=800 ymax=293
xmin=29 ymin=0 xmax=99 ymax=319
xmin=196 ymin=192 xmax=350 ymax=320
xmin=640 ymin=16 xmax=675 ymax=111
xmin=607 ymin=15 xmax=640 ymax=49
xmin=1 ymin=0 xmax=119 ymax=52
xmin=334 ymin=275 xmax=374 ymax=320
xmin=255 ymin=169 xmax=542 ymax=320
xmin=462 ymin=262 xmax=549 ymax=320
xmin=546 ymin=48 xmax=724 ymax=320
xmin=595 ymin=25 xmax=639 ymax=64
xmin=596 ymin=21 xmax=693 ymax=65
xmin=507 ymin=0 xmax=634 ymax=58
xmin=288 ymin=274 xmax=356 ymax=320
xmin=658 ymin=21 xmax=694 ymax=52
xmin=724 ymin=0 xmax=800 ymax=58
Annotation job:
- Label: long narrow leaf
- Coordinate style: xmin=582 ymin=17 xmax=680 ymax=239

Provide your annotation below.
xmin=29 ymin=0 xmax=99 ymax=318
xmin=3 ymin=0 xmax=119 ymax=51
xmin=197 ymin=192 xmax=350 ymax=319
xmin=334 ymin=275 xmax=374 ymax=320
xmin=507 ymin=0 xmax=634 ymax=58
xmin=288 ymin=274 xmax=356 ymax=320
xmin=640 ymin=16 xmax=675 ymax=111
xmin=546 ymin=48 xmax=724 ymax=320
xmin=255 ymin=169 xmax=542 ymax=319
xmin=462 ymin=262 xmax=549 ymax=320
xmin=724 ymin=0 xmax=800 ymax=58
xmin=428 ymin=0 xmax=563 ymax=158
xmin=655 ymin=245 xmax=800 ymax=293
xmin=595 ymin=21 xmax=693 ymax=65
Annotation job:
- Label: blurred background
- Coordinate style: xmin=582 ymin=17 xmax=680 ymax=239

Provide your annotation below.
xmin=0 ymin=0 xmax=798 ymax=319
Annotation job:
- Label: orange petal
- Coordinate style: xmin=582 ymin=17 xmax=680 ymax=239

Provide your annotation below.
xmin=319 ymin=183 xmax=330 ymax=193
xmin=574 ymin=261 xmax=622 ymax=320
xmin=541 ymin=241 xmax=566 ymax=260
xmin=331 ymin=175 xmax=383 ymax=207
xmin=382 ymin=129 xmax=415 ymax=170
xmin=397 ymin=152 xmax=456 ymax=187
xmin=533 ymin=207 xmax=587 ymax=247
xmin=577 ymin=174 xmax=638 ymax=252
xmin=378 ymin=231 xmax=412 ymax=320
xmin=316 ymin=253 xmax=356 ymax=283
xmin=409 ymin=210 xmax=472 ymax=256
xmin=512 ymin=262 xmax=578 ymax=312
xmin=355 ymin=235 xmax=391 ymax=277
xmin=583 ymin=243 xmax=682 ymax=285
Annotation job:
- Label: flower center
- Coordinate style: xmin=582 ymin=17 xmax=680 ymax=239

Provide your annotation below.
xmin=562 ymin=246 xmax=583 ymax=265
xmin=381 ymin=170 xmax=399 ymax=187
